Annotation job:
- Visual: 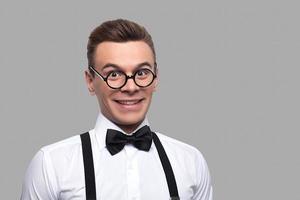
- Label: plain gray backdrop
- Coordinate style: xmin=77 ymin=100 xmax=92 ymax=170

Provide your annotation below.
xmin=1 ymin=0 xmax=299 ymax=199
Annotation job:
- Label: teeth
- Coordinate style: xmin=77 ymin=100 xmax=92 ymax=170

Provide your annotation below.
xmin=116 ymin=100 xmax=141 ymax=105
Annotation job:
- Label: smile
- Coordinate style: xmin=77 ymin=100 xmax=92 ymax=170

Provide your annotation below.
xmin=114 ymin=99 xmax=144 ymax=105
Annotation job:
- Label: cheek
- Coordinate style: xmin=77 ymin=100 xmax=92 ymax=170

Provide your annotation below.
xmin=144 ymin=86 xmax=156 ymax=96
xmin=94 ymin=84 xmax=114 ymax=104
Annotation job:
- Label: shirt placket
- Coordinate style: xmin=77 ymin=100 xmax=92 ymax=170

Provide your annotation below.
xmin=124 ymin=145 xmax=140 ymax=200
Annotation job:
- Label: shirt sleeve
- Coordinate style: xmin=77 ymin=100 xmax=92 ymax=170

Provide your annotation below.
xmin=20 ymin=150 xmax=58 ymax=200
xmin=192 ymin=150 xmax=213 ymax=200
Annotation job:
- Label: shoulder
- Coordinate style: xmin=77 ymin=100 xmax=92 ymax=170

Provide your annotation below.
xmin=154 ymin=132 xmax=212 ymax=192
xmin=37 ymin=134 xmax=86 ymax=183
xmin=41 ymin=134 xmax=82 ymax=157
xmin=21 ymin=134 xmax=86 ymax=199
xmin=39 ymin=134 xmax=86 ymax=173
xmin=154 ymin=131 xmax=205 ymax=160
xmin=153 ymin=131 xmax=209 ymax=176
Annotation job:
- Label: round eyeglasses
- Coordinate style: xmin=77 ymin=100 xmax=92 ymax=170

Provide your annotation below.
xmin=89 ymin=66 xmax=157 ymax=89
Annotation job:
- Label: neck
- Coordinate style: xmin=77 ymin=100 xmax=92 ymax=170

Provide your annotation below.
xmin=116 ymin=121 xmax=143 ymax=135
xmin=100 ymin=112 xmax=146 ymax=135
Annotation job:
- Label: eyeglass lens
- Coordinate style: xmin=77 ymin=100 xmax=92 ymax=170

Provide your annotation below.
xmin=107 ymin=68 xmax=155 ymax=89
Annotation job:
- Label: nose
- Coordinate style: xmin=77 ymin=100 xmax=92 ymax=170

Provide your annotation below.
xmin=120 ymin=77 xmax=139 ymax=93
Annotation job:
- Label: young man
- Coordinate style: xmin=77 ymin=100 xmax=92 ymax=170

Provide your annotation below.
xmin=21 ymin=19 xmax=213 ymax=200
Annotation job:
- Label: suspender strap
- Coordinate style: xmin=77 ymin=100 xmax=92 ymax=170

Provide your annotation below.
xmin=80 ymin=132 xmax=97 ymax=200
xmin=80 ymin=131 xmax=179 ymax=200
xmin=152 ymin=132 xmax=180 ymax=200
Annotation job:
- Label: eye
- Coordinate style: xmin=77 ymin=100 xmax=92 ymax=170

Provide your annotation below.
xmin=136 ymin=69 xmax=150 ymax=77
xmin=107 ymin=71 xmax=123 ymax=80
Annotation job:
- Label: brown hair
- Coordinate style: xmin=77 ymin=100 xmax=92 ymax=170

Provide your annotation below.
xmin=87 ymin=19 xmax=156 ymax=76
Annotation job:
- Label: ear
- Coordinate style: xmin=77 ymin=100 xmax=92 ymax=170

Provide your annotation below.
xmin=84 ymin=70 xmax=95 ymax=96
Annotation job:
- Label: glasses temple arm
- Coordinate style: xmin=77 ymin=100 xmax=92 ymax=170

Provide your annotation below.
xmin=89 ymin=66 xmax=106 ymax=81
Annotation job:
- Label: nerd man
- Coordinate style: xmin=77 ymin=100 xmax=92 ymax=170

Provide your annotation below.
xmin=21 ymin=19 xmax=213 ymax=200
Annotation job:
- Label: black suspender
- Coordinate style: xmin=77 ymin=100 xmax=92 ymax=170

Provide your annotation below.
xmin=152 ymin=132 xmax=180 ymax=200
xmin=80 ymin=132 xmax=97 ymax=200
xmin=80 ymin=132 xmax=180 ymax=200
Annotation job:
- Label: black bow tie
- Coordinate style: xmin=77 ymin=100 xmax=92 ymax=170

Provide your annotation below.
xmin=105 ymin=125 xmax=153 ymax=156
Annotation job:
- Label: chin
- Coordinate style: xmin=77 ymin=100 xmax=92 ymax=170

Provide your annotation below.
xmin=114 ymin=112 xmax=146 ymax=126
xmin=108 ymin=99 xmax=149 ymax=125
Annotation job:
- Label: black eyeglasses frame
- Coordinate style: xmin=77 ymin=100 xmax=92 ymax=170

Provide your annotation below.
xmin=88 ymin=65 xmax=157 ymax=89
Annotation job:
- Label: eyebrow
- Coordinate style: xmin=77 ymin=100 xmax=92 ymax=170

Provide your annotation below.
xmin=100 ymin=62 xmax=153 ymax=72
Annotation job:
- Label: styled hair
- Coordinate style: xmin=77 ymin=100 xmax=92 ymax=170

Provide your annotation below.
xmin=87 ymin=19 xmax=156 ymax=76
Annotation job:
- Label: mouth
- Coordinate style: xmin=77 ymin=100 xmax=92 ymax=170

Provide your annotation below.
xmin=114 ymin=98 xmax=144 ymax=105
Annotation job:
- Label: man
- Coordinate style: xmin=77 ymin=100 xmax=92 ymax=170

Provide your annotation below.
xmin=21 ymin=19 xmax=213 ymax=200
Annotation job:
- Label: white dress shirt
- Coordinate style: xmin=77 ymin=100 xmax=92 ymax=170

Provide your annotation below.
xmin=21 ymin=113 xmax=213 ymax=200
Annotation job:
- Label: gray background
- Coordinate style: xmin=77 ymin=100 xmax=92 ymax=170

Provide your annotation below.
xmin=1 ymin=0 xmax=299 ymax=199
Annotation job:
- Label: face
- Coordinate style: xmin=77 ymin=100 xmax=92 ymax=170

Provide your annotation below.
xmin=85 ymin=41 xmax=158 ymax=133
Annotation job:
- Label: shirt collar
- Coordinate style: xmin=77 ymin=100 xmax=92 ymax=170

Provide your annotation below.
xmin=93 ymin=112 xmax=150 ymax=151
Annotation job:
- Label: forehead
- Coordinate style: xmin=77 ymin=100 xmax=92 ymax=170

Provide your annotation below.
xmin=94 ymin=41 xmax=154 ymax=69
